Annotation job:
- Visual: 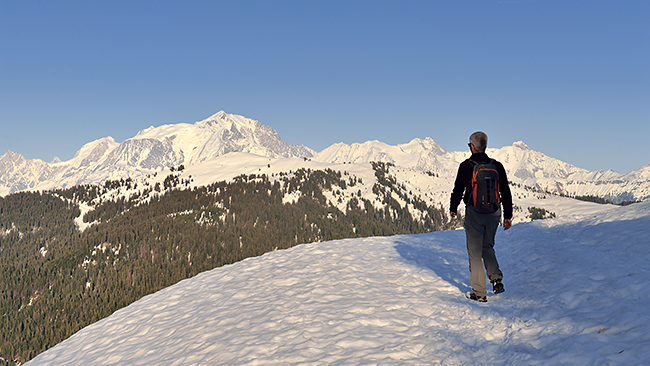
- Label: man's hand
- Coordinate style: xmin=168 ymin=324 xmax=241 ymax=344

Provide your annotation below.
xmin=503 ymin=219 xmax=512 ymax=230
xmin=450 ymin=211 xmax=457 ymax=218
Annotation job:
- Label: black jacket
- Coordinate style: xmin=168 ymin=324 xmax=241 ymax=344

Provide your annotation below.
xmin=450 ymin=152 xmax=513 ymax=220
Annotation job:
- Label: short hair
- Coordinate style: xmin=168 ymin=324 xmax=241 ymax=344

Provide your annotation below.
xmin=469 ymin=131 xmax=488 ymax=152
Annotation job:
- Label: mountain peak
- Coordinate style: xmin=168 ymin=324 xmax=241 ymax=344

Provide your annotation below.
xmin=2 ymin=150 xmax=20 ymax=158
xmin=196 ymin=111 xmax=262 ymax=132
xmin=201 ymin=110 xmax=235 ymax=125
xmin=400 ymin=137 xmax=447 ymax=155
xmin=513 ymin=141 xmax=530 ymax=150
xmin=1 ymin=150 xmax=29 ymax=163
xmin=209 ymin=110 xmax=228 ymax=120
xmin=136 ymin=126 xmax=157 ymax=137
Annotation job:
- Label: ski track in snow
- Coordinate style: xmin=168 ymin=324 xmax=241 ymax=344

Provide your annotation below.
xmin=26 ymin=202 xmax=650 ymax=365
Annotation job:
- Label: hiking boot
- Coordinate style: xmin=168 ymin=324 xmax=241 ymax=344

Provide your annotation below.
xmin=467 ymin=292 xmax=487 ymax=302
xmin=492 ymin=279 xmax=505 ymax=294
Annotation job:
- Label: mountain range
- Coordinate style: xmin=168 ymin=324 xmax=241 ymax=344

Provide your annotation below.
xmin=1 ymin=111 xmax=648 ymax=203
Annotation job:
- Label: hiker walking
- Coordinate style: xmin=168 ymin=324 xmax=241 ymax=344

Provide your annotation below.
xmin=450 ymin=131 xmax=513 ymax=302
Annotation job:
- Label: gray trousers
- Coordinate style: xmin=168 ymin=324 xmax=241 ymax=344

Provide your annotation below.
xmin=464 ymin=205 xmax=503 ymax=297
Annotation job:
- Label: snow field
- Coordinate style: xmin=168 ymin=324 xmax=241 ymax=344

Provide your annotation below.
xmin=26 ymin=201 xmax=650 ymax=365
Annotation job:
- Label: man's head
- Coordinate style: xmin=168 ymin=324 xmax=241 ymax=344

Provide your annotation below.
xmin=469 ymin=131 xmax=488 ymax=153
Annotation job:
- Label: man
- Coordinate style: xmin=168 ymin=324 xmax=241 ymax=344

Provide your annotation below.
xmin=450 ymin=131 xmax=513 ymax=303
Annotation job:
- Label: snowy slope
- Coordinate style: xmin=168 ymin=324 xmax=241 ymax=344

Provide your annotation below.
xmin=177 ymin=151 xmax=623 ymax=223
xmin=70 ymin=149 xmax=608 ymax=232
xmin=26 ymin=200 xmax=650 ymax=365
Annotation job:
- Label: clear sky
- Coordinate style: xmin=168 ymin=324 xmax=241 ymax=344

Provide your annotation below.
xmin=1 ymin=1 xmax=648 ymax=174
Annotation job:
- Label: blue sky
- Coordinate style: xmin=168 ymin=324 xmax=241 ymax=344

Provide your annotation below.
xmin=1 ymin=1 xmax=648 ymax=174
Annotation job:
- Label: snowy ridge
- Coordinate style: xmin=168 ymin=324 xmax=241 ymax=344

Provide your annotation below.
xmin=315 ymin=139 xmax=649 ymax=203
xmin=26 ymin=200 xmax=650 ymax=365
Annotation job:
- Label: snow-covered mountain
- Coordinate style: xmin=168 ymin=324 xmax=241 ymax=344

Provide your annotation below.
xmin=1 ymin=111 xmax=649 ymax=203
xmin=0 ymin=112 xmax=314 ymax=195
xmin=314 ymin=138 xmax=460 ymax=176
xmin=486 ymin=141 xmax=638 ymax=199
xmin=25 ymin=200 xmax=650 ymax=365
xmin=312 ymin=139 xmax=649 ymax=203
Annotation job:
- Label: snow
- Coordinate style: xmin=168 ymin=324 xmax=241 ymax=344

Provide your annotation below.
xmin=171 ymin=151 xmax=621 ymax=225
xmin=25 ymin=200 xmax=650 ymax=365
xmin=74 ymin=201 xmax=94 ymax=232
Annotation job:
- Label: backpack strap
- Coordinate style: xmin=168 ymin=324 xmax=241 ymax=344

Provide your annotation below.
xmin=468 ymin=159 xmax=479 ymax=207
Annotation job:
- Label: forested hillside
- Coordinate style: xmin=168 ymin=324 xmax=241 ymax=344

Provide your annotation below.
xmin=1 ymin=165 xmax=453 ymax=365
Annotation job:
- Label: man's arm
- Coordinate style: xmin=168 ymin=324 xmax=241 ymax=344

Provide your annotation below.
xmin=450 ymin=161 xmax=470 ymax=217
xmin=497 ymin=161 xmax=513 ymax=229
